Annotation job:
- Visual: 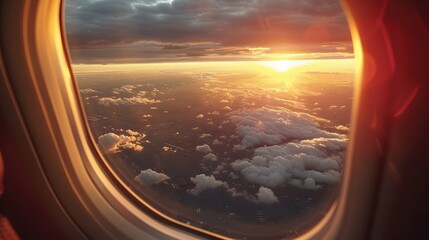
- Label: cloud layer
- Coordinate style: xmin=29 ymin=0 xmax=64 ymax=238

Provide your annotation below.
xmin=229 ymin=107 xmax=347 ymax=190
xmin=135 ymin=169 xmax=170 ymax=185
xmin=229 ymin=107 xmax=343 ymax=149
xmin=66 ymin=0 xmax=352 ymax=63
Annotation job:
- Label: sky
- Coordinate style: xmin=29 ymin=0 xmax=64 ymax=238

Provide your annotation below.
xmin=66 ymin=0 xmax=353 ymax=64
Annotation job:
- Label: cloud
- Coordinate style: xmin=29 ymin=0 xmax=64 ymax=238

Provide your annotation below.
xmin=231 ymin=138 xmax=345 ymax=189
xmin=113 ymin=84 xmax=138 ymax=94
xmin=98 ymin=96 xmax=161 ymax=106
xmin=79 ymin=88 xmax=98 ymax=94
xmin=203 ymin=153 xmax=218 ymax=161
xmin=232 ymin=144 xmax=246 ymax=151
xmin=228 ymin=107 xmax=343 ymax=149
xmin=335 ymin=125 xmax=349 ymax=131
xmin=126 ymin=129 xmax=139 ymax=136
xmin=135 ymin=169 xmax=170 ymax=185
xmin=199 ymin=133 xmax=212 ymax=138
xmin=66 ymin=0 xmax=352 ymax=63
xmin=227 ymin=107 xmax=347 ymax=190
xmin=195 ymin=114 xmax=204 ymax=119
xmin=98 ymin=132 xmax=145 ymax=153
xmin=256 ymin=186 xmax=279 ymax=204
xmin=289 ymin=178 xmax=322 ymax=190
xmin=196 ymin=144 xmax=212 ymax=153
xmin=188 ymin=174 xmax=226 ymax=195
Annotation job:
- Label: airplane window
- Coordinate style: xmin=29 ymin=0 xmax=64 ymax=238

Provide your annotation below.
xmin=65 ymin=0 xmax=355 ymax=238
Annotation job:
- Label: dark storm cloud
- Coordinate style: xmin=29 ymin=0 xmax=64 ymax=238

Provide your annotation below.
xmin=66 ymin=0 xmax=352 ymax=62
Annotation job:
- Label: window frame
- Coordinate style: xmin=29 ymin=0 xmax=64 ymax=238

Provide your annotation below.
xmin=0 ymin=0 xmax=386 ymax=239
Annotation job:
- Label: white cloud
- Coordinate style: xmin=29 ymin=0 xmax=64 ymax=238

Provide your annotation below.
xmin=203 ymin=153 xmax=218 ymax=161
xmin=196 ymin=114 xmax=204 ymax=119
xmin=98 ymin=96 xmax=161 ymax=106
xmin=79 ymin=88 xmax=98 ymax=94
xmin=223 ymin=106 xmax=232 ymax=111
xmin=135 ymin=169 xmax=170 ymax=185
xmin=199 ymin=133 xmax=212 ymax=138
xmin=210 ymin=111 xmax=220 ymax=116
xmin=212 ymin=139 xmax=222 ymax=145
xmin=300 ymin=137 xmax=348 ymax=151
xmin=196 ymin=144 xmax=212 ymax=153
xmin=227 ymin=107 xmax=347 ymax=190
xmin=335 ymin=125 xmax=349 ymax=131
xmin=137 ymin=91 xmax=147 ymax=97
xmin=113 ymin=84 xmax=137 ymax=94
xmin=228 ymin=107 xmax=343 ymax=149
xmin=232 ymin=144 xmax=245 ymax=151
xmin=231 ymin=139 xmax=345 ymax=188
xmin=256 ymin=186 xmax=279 ymax=204
xmin=126 ymin=129 xmax=139 ymax=136
xmin=98 ymin=132 xmax=145 ymax=153
xmin=188 ymin=174 xmax=226 ymax=195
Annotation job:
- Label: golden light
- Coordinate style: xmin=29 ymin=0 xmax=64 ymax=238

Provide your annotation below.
xmin=262 ymin=60 xmax=309 ymax=73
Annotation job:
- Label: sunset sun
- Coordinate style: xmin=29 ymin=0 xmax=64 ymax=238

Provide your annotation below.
xmin=263 ymin=60 xmax=309 ymax=73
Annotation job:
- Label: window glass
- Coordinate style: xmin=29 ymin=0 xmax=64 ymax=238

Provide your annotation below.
xmin=66 ymin=0 xmax=354 ymax=238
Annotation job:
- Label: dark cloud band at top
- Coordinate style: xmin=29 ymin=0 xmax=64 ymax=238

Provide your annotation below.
xmin=66 ymin=0 xmax=353 ymax=63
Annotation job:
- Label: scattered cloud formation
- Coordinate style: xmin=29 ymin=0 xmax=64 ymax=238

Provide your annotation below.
xmin=79 ymin=88 xmax=98 ymax=94
xmin=98 ymin=96 xmax=160 ymax=106
xmin=113 ymin=84 xmax=139 ymax=94
xmin=228 ymin=107 xmax=343 ymax=149
xmin=135 ymin=169 xmax=170 ymax=185
xmin=196 ymin=144 xmax=212 ymax=154
xmin=189 ymin=174 xmax=226 ymax=195
xmin=228 ymin=107 xmax=347 ymax=190
xmin=256 ymin=186 xmax=279 ymax=204
xmin=196 ymin=114 xmax=204 ymax=119
xmin=98 ymin=132 xmax=145 ymax=153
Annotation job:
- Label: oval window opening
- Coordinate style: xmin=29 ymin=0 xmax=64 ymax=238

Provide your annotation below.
xmin=65 ymin=0 xmax=355 ymax=239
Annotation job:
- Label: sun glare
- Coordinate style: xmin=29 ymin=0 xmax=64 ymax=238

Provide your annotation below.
xmin=263 ymin=60 xmax=309 ymax=73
